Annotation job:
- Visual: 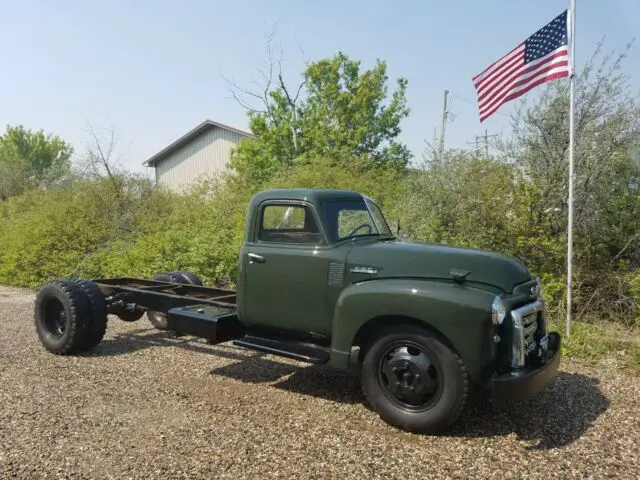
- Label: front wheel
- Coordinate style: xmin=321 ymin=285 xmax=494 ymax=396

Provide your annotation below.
xmin=360 ymin=325 xmax=468 ymax=434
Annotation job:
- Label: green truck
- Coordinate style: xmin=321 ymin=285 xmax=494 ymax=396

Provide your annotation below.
xmin=34 ymin=188 xmax=561 ymax=433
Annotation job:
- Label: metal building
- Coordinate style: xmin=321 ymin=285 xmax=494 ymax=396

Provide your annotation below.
xmin=143 ymin=119 xmax=252 ymax=191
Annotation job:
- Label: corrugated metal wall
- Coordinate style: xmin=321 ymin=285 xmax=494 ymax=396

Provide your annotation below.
xmin=156 ymin=127 xmax=246 ymax=191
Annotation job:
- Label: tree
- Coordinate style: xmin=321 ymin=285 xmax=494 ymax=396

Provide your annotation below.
xmin=226 ymin=43 xmax=411 ymax=185
xmin=401 ymin=150 xmax=521 ymax=255
xmin=0 ymin=125 xmax=73 ymax=200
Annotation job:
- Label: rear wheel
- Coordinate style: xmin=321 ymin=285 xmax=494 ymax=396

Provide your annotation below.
xmin=173 ymin=271 xmax=203 ymax=286
xmin=146 ymin=272 xmax=182 ymax=330
xmin=71 ymin=280 xmax=108 ymax=348
xmin=34 ymin=280 xmax=93 ymax=354
xmin=360 ymin=325 xmax=468 ymax=433
xmin=146 ymin=271 xmax=203 ymax=329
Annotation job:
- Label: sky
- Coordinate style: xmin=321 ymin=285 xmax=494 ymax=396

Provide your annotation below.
xmin=1 ymin=0 xmax=638 ymax=176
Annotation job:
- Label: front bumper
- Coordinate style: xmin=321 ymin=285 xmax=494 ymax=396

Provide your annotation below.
xmin=491 ymin=332 xmax=561 ymax=402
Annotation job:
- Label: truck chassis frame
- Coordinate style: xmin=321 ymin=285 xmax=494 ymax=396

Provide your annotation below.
xmin=94 ymin=276 xmax=332 ymax=364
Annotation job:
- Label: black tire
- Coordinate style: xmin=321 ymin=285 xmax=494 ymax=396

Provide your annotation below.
xmin=34 ymin=280 xmax=93 ymax=354
xmin=360 ymin=325 xmax=468 ymax=434
xmin=173 ymin=271 xmax=203 ymax=286
xmin=71 ymin=280 xmax=108 ymax=349
xmin=146 ymin=272 xmax=183 ymax=330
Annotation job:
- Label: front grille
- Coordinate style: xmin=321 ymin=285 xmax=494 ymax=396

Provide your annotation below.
xmin=522 ymin=311 xmax=538 ymax=354
xmin=509 ymin=298 xmax=545 ymax=368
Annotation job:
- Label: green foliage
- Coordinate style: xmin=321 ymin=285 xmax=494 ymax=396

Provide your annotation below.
xmin=547 ymin=316 xmax=640 ymax=375
xmin=0 ymin=177 xmax=152 ymax=286
xmin=300 ymin=53 xmax=411 ymax=170
xmin=0 ymin=125 xmax=73 ymax=199
xmin=401 ymin=151 xmax=521 ymax=253
xmin=96 ymin=176 xmax=251 ymax=288
xmin=230 ymin=52 xmax=411 ymax=186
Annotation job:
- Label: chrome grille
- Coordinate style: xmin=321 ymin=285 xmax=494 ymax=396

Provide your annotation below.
xmin=510 ymin=299 xmax=545 ymax=368
xmin=522 ymin=312 xmax=538 ymax=354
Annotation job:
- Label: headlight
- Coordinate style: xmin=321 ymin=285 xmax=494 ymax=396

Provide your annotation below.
xmin=532 ymin=277 xmax=541 ymax=298
xmin=492 ymin=296 xmax=507 ymax=325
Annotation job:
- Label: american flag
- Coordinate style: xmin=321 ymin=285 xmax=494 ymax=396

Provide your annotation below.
xmin=473 ymin=10 xmax=570 ymax=122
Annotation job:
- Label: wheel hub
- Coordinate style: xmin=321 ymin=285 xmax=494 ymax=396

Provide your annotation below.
xmin=380 ymin=345 xmax=439 ymax=408
xmin=53 ymin=312 xmax=66 ymax=335
xmin=43 ymin=298 xmax=67 ymax=339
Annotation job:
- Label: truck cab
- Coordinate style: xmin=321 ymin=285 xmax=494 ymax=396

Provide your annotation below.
xmin=238 ymin=189 xmax=393 ymax=336
xmin=234 ymin=188 xmax=560 ymax=431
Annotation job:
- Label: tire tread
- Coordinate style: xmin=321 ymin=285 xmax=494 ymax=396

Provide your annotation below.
xmin=72 ymin=280 xmax=108 ymax=348
xmin=361 ymin=324 xmax=469 ymax=434
xmin=34 ymin=280 xmax=92 ymax=355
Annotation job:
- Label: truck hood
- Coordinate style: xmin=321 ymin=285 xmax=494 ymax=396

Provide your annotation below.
xmin=345 ymin=239 xmax=530 ymax=293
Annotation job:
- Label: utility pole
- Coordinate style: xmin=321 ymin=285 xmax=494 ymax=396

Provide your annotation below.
xmin=466 ymin=129 xmax=497 ymax=157
xmin=439 ymin=90 xmax=449 ymax=155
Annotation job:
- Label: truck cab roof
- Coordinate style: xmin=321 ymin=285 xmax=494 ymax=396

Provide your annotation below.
xmin=250 ymin=188 xmax=366 ymax=206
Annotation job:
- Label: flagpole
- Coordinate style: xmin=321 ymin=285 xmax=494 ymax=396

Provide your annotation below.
xmin=566 ymin=0 xmax=576 ymax=337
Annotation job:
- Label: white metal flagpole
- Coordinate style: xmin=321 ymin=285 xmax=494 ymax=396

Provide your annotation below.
xmin=566 ymin=0 xmax=576 ymax=337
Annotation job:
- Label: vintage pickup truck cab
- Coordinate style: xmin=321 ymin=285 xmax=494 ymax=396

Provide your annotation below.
xmin=33 ymin=188 xmax=561 ymax=433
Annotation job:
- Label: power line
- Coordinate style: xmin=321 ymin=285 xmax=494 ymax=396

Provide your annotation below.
xmin=466 ymin=129 xmax=498 ymax=157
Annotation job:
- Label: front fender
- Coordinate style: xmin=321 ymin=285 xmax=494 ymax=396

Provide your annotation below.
xmin=329 ymin=278 xmax=498 ymax=383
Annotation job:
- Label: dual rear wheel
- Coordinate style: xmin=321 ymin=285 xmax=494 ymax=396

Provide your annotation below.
xmin=34 ymin=271 xmax=203 ymax=352
xmin=34 ymin=280 xmax=107 ymax=354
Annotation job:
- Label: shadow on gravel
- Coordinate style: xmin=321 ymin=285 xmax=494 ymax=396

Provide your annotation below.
xmin=213 ymin=360 xmax=610 ymax=449
xmin=82 ymin=328 xmax=255 ymax=363
xmin=88 ymin=330 xmax=610 ymax=449
xmin=447 ymin=371 xmax=610 ymax=450
xmin=211 ymin=360 xmax=365 ymax=405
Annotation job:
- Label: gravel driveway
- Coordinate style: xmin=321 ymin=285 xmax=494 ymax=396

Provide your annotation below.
xmin=1 ymin=285 xmax=638 ymax=479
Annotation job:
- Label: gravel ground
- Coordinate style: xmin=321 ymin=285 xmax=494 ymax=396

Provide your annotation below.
xmin=1 ymin=285 xmax=638 ymax=479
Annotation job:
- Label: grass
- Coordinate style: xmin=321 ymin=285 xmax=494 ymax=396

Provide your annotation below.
xmin=548 ymin=316 xmax=640 ymax=375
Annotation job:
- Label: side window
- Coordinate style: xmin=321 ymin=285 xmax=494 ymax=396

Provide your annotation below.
xmin=258 ymin=204 xmax=322 ymax=245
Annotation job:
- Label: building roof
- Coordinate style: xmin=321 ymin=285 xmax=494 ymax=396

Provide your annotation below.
xmin=143 ymin=119 xmax=253 ymax=167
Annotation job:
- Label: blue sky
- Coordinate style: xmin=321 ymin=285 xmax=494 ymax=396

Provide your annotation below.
xmin=1 ymin=1 xmax=638 ymax=175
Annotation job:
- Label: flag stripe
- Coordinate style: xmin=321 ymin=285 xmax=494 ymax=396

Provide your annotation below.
xmin=472 ymin=10 xmax=570 ymax=122
xmin=480 ymin=64 xmax=569 ymax=118
xmin=479 ymin=52 xmax=569 ymax=113
xmin=474 ymin=51 xmax=524 ymax=95
xmin=479 ymin=69 xmax=569 ymax=121
xmin=479 ymin=61 xmax=569 ymax=117
xmin=476 ymin=46 xmax=567 ymax=101
xmin=472 ymin=42 xmax=524 ymax=83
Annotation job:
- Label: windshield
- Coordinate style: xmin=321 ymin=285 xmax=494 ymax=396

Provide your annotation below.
xmin=323 ymin=198 xmax=393 ymax=242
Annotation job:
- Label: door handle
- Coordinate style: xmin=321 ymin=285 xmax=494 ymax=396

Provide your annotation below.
xmin=248 ymin=253 xmax=265 ymax=263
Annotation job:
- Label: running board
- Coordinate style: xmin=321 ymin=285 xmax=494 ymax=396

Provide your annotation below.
xmin=232 ymin=336 xmax=330 ymax=364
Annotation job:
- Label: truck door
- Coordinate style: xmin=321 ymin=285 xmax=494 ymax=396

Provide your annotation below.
xmin=242 ymin=201 xmax=332 ymax=335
